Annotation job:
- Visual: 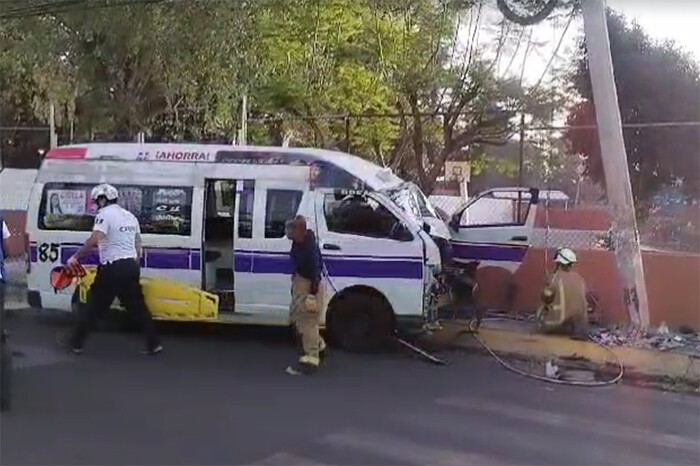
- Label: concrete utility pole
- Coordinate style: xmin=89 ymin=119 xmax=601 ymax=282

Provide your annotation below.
xmin=581 ymin=0 xmax=650 ymax=327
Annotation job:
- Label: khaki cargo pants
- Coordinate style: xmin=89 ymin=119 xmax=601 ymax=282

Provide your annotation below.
xmin=290 ymin=274 xmax=325 ymax=366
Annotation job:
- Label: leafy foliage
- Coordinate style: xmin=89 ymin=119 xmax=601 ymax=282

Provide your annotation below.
xmin=564 ymin=9 xmax=700 ymax=204
xmin=0 ymin=0 xmax=561 ymax=193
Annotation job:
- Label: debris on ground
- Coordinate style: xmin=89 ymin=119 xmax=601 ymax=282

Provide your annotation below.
xmin=545 ymin=360 xmax=560 ymax=379
xmin=589 ymin=323 xmax=700 ymax=353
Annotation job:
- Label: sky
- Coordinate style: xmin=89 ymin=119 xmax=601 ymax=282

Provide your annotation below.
xmin=607 ymin=0 xmax=700 ymax=63
xmin=461 ymin=0 xmax=700 ymax=85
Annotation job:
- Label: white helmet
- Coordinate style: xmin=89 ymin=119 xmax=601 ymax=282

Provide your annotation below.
xmin=554 ymin=248 xmax=577 ymax=266
xmin=91 ymin=183 xmax=119 ymax=201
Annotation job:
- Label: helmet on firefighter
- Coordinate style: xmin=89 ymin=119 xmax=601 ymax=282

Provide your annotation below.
xmin=554 ymin=247 xmax=577 ymax=266
xmin=91 ymin=183 xmax=119 ymax=202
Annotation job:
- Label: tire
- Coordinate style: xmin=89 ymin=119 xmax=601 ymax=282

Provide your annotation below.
xmin=326 ymin=291 xmax=394 ymax=353
xmin=1 ymin=341 xmax=13 ymax=412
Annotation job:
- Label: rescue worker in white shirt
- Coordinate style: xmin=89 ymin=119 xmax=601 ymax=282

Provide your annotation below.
xmin=1 ymin=217 xmax=11 ymax=324
xmin=537 ymin=248 xmax=589 ymax=337
xmin=1 ymin=216 xmax=12 ymax=411
xmin=0 ymin=217 xmax=9 ymax=304
xmin=57 ymin=184 xmax=162 ymax=355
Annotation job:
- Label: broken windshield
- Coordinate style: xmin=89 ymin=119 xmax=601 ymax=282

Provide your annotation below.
xmin=382 ymin=182 xmax=438 ymax=221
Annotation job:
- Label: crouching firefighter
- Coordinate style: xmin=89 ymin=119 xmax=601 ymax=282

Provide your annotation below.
xmin=57 ymin=183 xmax=162 ymax=355
xmin=285 ymin=215 xmax=326 ymax=375
xmin=537 ymin=248 xmax=588 ymax=337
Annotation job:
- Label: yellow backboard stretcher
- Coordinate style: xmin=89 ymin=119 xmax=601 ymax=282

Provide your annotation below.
xmin=78 ymin=268 xmax=219 ymax=321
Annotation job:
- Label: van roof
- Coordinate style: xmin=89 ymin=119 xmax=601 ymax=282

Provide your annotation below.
xmin=45 ymin=143 xmax=403 ymax=190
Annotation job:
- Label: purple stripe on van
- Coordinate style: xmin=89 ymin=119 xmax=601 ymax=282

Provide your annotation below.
xmin=144 ymin=249 xmax=190 ymax=270
xmin=451 ymin=241 xmax=528 ymax=263
xmin=325 ymin=257 xmax=423 ymax=279
xmin=234 ymin=251 xmax=423 ymax=280
xmin=56 ymin=246 xmax=197 ymax=270
xmin=190 ymin=251 xmax=201 ymax=271
xmin=35 ymin=244 xmax=423 ymax=279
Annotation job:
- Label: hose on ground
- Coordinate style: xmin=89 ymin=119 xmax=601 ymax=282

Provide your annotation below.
xmin=446 ymin=319 xmax=625 ymax=387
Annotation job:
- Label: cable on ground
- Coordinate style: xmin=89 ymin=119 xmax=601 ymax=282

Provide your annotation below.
xmin=447 ymin=321 xmax=624 ymax=387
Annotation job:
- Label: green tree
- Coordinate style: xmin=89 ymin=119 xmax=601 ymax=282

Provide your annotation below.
xmin=564 ymin=9 xmax=700 ymax=205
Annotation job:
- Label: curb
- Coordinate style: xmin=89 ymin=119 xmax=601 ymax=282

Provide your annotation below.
xmin=430 ymin=321 xmax=700 ymax=385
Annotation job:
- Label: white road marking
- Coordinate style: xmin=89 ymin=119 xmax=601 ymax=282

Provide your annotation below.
xmin=246 ymin=452 xmax=327 ymax=465
xmin=321 ymin=429 xmax=510 ymax=465
xmin=436 ymin=396 xmax=700 ymax=453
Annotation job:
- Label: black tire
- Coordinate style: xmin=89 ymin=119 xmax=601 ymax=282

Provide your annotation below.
xmin=1 ymin=341 xmax=13 ymax=412
xmin=326 ymin=291 xmax=394 ymax=353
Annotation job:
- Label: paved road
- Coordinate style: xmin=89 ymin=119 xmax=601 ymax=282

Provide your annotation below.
xmin=2 ymin=310 xmax=699 ymax=465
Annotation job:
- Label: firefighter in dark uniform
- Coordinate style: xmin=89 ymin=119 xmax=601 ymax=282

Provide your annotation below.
xmin=285 ymin=215 xmax=326 ymax=375
xmin=58 ymin=183 xmax=162 ymax=355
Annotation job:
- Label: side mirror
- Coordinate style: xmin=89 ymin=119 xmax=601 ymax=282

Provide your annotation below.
xmin=422 ymin=222 xmax=431 ymax=234
xmin=449 ymin=214 xmax=460 ymax=231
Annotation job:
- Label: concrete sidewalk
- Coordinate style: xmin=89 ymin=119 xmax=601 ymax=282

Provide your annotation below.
xmin=429 ymin=319 xmax=700 ymax=389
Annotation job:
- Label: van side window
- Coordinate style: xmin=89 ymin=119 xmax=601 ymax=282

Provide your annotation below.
xmin=238 ymin=187 xmax=254 ymax=239
xmin=265 ymin=190 xmax=303 ymax=238
xmin=324 ymin=193 xmax=402 ymax=239
xmin=460 ymin=193 xmax=532 ymax=227
xmin=39 ymin=183 xmax=193 ymax=236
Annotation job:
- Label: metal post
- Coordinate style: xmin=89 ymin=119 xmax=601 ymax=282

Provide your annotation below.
xmin=582 ymin=0 xmax=649 ymax=327
xmin=517 ymin=112 xmax=525 ymax=223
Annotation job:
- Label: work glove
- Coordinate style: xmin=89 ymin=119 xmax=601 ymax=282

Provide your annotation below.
xmin=304 ymin=294 xmax=318 ymax=313
xmin=541 ymin=285 xmax=556 ymax=305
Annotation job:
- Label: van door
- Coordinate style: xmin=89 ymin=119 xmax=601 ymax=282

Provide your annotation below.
xmin=448 ymin=188 xmax=539 ymax=272
xmin=236 ymin=178 xmax=311 ymax=316
xmin=314 ymin=189 xmax=425 ymax=320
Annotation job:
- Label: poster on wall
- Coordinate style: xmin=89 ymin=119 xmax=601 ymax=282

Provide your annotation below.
xmin=46 ymin=189 xmax=87 ymax=215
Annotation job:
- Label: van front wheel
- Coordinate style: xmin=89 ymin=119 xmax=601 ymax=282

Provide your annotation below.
xmin=326 ymin=291 xmax=394 ymax=353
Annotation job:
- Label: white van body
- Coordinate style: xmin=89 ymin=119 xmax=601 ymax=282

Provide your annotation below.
xmin=26 ymin=144 xmax=444 ymax=351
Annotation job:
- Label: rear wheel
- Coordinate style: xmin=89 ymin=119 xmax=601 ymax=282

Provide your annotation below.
xmin=326 ymin=291 xmax=394 ymax=353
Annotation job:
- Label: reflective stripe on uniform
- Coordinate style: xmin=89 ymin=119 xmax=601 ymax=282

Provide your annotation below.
xmin=299 ymin=355 xmax=320 ymax=367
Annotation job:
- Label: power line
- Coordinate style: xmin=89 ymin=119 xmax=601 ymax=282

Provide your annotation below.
xmin=526 ymin=121 xmax=700 ymax=131
xmin=244 ymin=112 xmax=700 ymax=128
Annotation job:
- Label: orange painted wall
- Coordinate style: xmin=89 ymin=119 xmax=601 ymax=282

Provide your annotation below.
xmin=476 ymin=205 xmax=700 ymax=331
xmin=476 ymin=247 xmax=700 ymax=331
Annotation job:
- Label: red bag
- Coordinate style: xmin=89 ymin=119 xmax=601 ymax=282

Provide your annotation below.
xmin=50 ymin=264 xmax=86 ymax=292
